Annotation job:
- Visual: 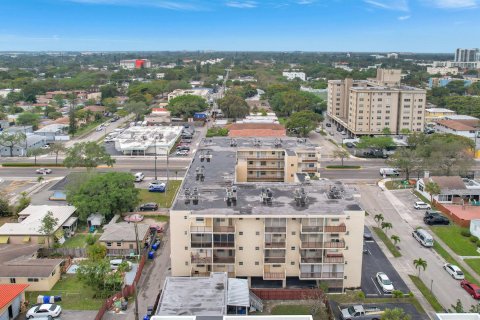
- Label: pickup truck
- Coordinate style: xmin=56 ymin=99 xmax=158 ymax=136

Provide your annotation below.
xmin=340 ymin=305 xmax=384 ymax=320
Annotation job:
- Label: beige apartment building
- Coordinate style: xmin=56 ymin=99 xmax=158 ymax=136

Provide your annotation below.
xmin=170 ymin=137 xmax=365 ymax=292
xmin=327 ymin=69 xmax=426 ymax=136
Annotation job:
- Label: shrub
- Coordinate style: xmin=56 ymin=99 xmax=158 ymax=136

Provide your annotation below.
xmin=392 ymin=290 xmax=404 ymax=298
xmin=86 ymin=234 xmax=96 ymax=246
xmin=2 ymin=163 xmax=64 ymax=167
xmin=356 ymin=291 xmax=366 ymax=300
xmin=461 ymin=229 xmax=472 ymax=237
xmin=206 ymin=127 xmax=229 ymax=137
xmin=476 ymin=239 xmax=480 ymax=247
xmin=470 ymin=236 xmax=479 ymax=243
xmin=407 ymin=291 xmax=414 ymax=298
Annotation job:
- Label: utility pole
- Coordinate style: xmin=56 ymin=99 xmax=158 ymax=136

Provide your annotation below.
xmin=154 ymin=137 xmax=158 ymax=180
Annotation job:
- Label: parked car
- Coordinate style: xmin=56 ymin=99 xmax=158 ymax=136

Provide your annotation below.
xmin=149 ymin=184 xmax=166 ymax=193
xmin=461 ymin=280 xmax=480 ymax=299
xmin=176 ymin=150 xmax=189 ymax=156
xmin=26 ymin=304 xmax=62 ymax=319
xmin=96 ymin=126 xmax=104 ymax=132
xmin=36 ymin=168 xmax=52 ymax=174
xmin=176 ymin=145 xmax=190 ymax=151
xmin=104 ymin=138 xmax=114 ymax=143
xmin=341 ymin=131 xmax=347 ymax=135
xmin=443 ymin=263 xmax=465 ymax=280
xmin=375 ymin=272 xmax=394 ymax=293
xmin=363 ymin=230 xmax=373 ymax=241
xmin=325 ymin=123 xmax=332 ymax=127
xmin=412 ymin=228 xmax=434 ymax=247
xmin=41 ymin=144 xmax=50 ymax=149
xmin=424 ymin=215 xmax=450 ymax=225
xmin=134 ymin=172 xmax=145 ymax=182
xmin=414 ymin=201 xmax=431 ymax=210
xmin=425 ymin=210 xmax=442 ymax=218
xmin=139 ymin=202 xmax=158 ymax=211
xmin=149 ymin=180 xmax=164 ymax=188
xmin=110 ymin=259 xmax=133 ymax=270
xmin=345 ymin=142 xmax=355 ymax=148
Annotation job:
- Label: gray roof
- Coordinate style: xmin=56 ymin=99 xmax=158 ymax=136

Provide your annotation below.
xmin=99 ymin=222 xmax=150 ymax=242
xmin=172 ymin=137 xmax=362 ymax=216
xmin=227 ymin=278 xmax=249 ymax=307
xmin=157 ymin=273 xmax=227 ymax=316
xmin=35 ymin=124 xmax=68 ymax=133
xmin=0 ymin=244 xmax=63 ymax=278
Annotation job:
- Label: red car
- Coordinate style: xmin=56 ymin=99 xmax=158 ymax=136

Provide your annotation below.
xmin=461 ymin=280 xmax=480 ymax=299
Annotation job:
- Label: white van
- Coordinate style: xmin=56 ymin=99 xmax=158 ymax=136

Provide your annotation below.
xmin=379 ymin=167 xmax=400 ymax=177
xmin=134 ymin=172 xmax=145 ymax=182
xmin=412 ymin=228 xmax=434 ymax=247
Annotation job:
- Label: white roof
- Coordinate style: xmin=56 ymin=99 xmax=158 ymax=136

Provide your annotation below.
xmin=227 ymin=278 xmax=249 ymax=307
xmin=0 ymin=205 xmax=76 ymax=236
xmin=425 ymin=108 xmax=455 ymax=113
xmin=435 ymin=314 xmax=480 ymax=320
xmin=445 ymin=115 xmax=479 ymax=121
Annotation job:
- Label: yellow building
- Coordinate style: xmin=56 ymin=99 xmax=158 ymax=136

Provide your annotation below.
xmin=170 ymin=137 xmax=365 ymax=292
xmin=425 ymin=107 xmax=456 ymax=123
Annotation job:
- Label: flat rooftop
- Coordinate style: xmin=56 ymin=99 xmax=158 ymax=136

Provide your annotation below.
xmin=157 ymin=273 xmax=227 ymax=316
xmin=172 ymin=137 xmax=362 ymax=215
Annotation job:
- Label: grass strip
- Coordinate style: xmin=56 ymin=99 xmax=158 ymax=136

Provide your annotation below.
xmin=431 ymin=242 xmax=476 ymax=282
xmin=372 ymin=227 xmax=401 ymax=257
xmin=430 ymin=225 xmax=479 ymax=256
xmin=413 ymin=190 xmax=431 ymax=204
xmin=408 ymin=275 xmax=443 ymax=312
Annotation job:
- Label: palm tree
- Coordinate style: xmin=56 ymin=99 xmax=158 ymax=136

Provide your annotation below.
xmin=414 ymin=258 xmax=428 ymax=277
xmin=425 ymin=181 xmax=441 ymax=204
xmin=391 ymin=235 xmax=400 ymax=246
xmin=381 ymin=221 xmax=393 ymax=235
xmin=374 ymin=214 xmax=384 ymax=227
xmin=37 ymin=176 xmax=44 ymax=184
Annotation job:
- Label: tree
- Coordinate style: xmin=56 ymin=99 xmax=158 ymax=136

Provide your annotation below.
xmin=400 ymin=128 xmax=411 ymax=135
xmin=381 ymin=127 xmax=391 ymax=135
xmin=17 ymin=112 xmax=40 ymax=129
xmin=333 ymin=149 xmax=350 ymax=166
xmin=37 ymin=176 xmax=45 ymax=184
xmin=125 ymin=101 xmax=148 ymax=121
xmin=286 ymin=110 xmax=322 ymax=137
xmin=386 ymin=148 xmax=418 ymax=180
xmin=77 ymin=258 xmax=123 ymax=293
xmin=37 ymin=210 xmax=59 ymax=248
xmin=100 ymin=84 xmax=118 ymax=99
xmin=102 ymin=97 xmax=118 ymax=113
xmin=49 ymin=143 xmax=66 ymax=165
xmin=391 ymin=235 xmax=400 ymax=246
xmin=449 ymin=299 xmax=465 ymax=313
xmin=167 ymin=95 xmax=208 ymax=119
xmin=413 ymin=258 xmax=427 ymax=277
xmin=16 ymin=192 xmax=30 ymax=214
xmin=381 ymin=221 xmax=392 ymax=235
xmin=424 ymin=181 xmax=440 ymax=204
xmin=374 ymin=214 xmax=384 ymax=227
xmin=381 ymin=308 xmax=411 ymax=320
xmin=27 ymin=148 xmax=47 ymax=165
xmin=68 ymin=107 xmax=77 ymax=136
xmin=63 ymin=142 xmax=115 ymax=170
xmin=0 ymin=195 xmax=11 ymax=217
xmin=0 ymin=132 xmax=26 ymax=157
xmin=356 ymin=136 xmax=395 ymax=150
xmin=86 ymin=243 xmax=107 ymax=262
xmin=217 ymin=94 xmax=249 ymax=120
xmin=67 ymin=172 xmax=139 ymax=221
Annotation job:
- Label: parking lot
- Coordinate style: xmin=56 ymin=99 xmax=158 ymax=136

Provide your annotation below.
xmin=329 ymin=301 xmax=427 ymax=320
xmin=361 ymin=226 xmax=410 ymax=297
xmin=390 ymin=188 xmax=429 ymax=227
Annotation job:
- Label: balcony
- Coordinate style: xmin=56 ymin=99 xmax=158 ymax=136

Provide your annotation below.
xmin=302 ymin=168 xmax=318 ymax=173
xmin=265 ymin=227 xmax=287 ymax=233
xmin=265 ymin=242 xmax=286 ymax=249
xmin=191 ymin=254 xmax=212 ymax=264
xmin=213 ymin=256 xmax=235 ymax=263
xmin=191 ymin=242 xmax=213 ymax=248
xmin=213 ymin=226 xmax=235 ymax=233
xmin=301 ymin=158 xmax=318 ymax=163
xmin=246 ymin=156 xmax=284 ymax=161
xmin=300 ymin=256 xmax=323 ymax=264
xmin=324 ymin=225 xmax=347 ymax=233
xmin=247 ymin=166 xmax=285 ymax=171
xmin=299 ymin=272 xmax=344 ymax=279
xmin=263 ymin=272 xmax=285 ymax=280
xmin=301 ymin=225 xmax=323 ymax=233
xmin=213 ymin=242 xmax=235 ymax=248
xmin=247 ymin=177 xmax=284 ymax=182
xmin=264 ymin=257 xmax=286 ymax=264
xmin=300 ymin=241 xmax=323 ymax=249
xmin=324 ymin=256 xmax=345 ymax=263
xmin=191 ymin=271 xmax=210 ymax=277
xmin=324 ymin=240 xmax=346 ymax=249
xmin=190 ymin=226 xmax=213 ymax=233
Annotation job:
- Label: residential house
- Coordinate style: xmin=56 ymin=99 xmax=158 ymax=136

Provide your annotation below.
xmin=99 ymin=222 xmax=151 ymax=256
xmin=83 ymin=105 xmax=106 ymax=114
xmin=167 ymin=88 xmax=211 ymax=102
xmin=0 ymin=131 xmax=46 ymax=157
xmin=0 ymin=205 xmax=77 ymax=245
xmin=0 ymin=245 xmax=63 ymax=291
xmin=145 ymin=108 xmax=171 ymax=125
xmin=434 ymin=119 xmax=479 ymax=140
xmin=34 ymin=124 xmax=70 ymax=143
xmin=0 ymin=283 xmax=29 ymax=320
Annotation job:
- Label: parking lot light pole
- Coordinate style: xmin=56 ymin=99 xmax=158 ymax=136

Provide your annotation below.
xmin=154 ymin=137 xmax=158 ymax=180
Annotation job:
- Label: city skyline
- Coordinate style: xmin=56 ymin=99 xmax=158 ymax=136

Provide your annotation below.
xmin=0 ymin=0 xmax=479 ymax=52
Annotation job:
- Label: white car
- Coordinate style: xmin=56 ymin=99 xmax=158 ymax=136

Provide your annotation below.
xmin=443 ymin=263 xmax=465 ymax=280
xmin=149 ymin=180 xmax=165 ymax=188
xmin=376 ymin=272 xmax=394 ymax=293
xmin=414 ymin=201 xmax=431 ymax=210
xmin=26 ymin=304 xmax=62 ymax=318
xmin=176 ymin=150 xmax=189 ymax=156
xmin=41 ymin=144 xmax=50 ymax=149
xmin=36 ymin=168 xmax=52 ymax=174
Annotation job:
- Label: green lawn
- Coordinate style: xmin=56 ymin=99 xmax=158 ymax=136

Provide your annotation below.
xmin=430 ymin=225 xmax=479 ymax=256
xmin=372 ymin=227 xmax=402 ymax=258
xmin=138 ymin=180 xmax=182 ymax=208
xmin=464 ymin=259 xmax=480 ymax=278
xmin=149 ymin=215 xmax=170 ymax=222
xmin=62 ymin=234 xmax=99 ymax=248
xmin=385 ymin=180 xmax=413 ymax=190
xmin=74 ymin=118 xmax=106 ymax=137
xmin=26 ymin=275 xmax=104 ymax=310
xmin=408 ymin=275 xmax=443 ymax=312
xmin=432 ymin=242 xmax=476 ymax=282
xmin=271 ymin=305 xmax=311 ymax=315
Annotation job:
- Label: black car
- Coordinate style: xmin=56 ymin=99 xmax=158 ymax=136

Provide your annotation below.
xmin=425 ymin=210 xmax=442 ymax=218
xmin=345 ymin=142 xmax=355 ymax=148
xmin=325 ymin=123 xmax=332 ymax=127
xmin=139 ymin=203 xmax=158 ymax=211
xmin=424 ymin=215 xmax=450 ymax=225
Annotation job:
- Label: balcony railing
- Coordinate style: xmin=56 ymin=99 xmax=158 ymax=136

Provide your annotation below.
xmin=265 ymin=227 xmax=287 ymax=233
xmin=302 ymin=168 xmax=318 ymax=173
xmin=300 ymin=240 xmax=346 ymax=249
xmin=265 ymin=242 xmax=286 ymax=248
xmin=191 ymin=256 xmax=212 ymax=264
xmin=247 ymin=166 xmax=285 ymax=170
xmin=191 ymin=271 xmax=210 ymax=277
xmin=263 ymin=272 xmax=285 ymax=280
xmin=324 ymin=256 xmax=345 ymax=263
xmin=300 ymin=241 xmax=323 ymax=249
xmin=264 ymin=257 xmax=286 ymax=264
xmin=213 ymin=242 xmax=235 ymax=248
xmin=213 ymin=226 xmax=235 ymax=233
xmin=246 ymin=156 xmax=284 ymax=160
xmin=300 ymin=256 xmax=323 ymax=263
xmin=301 ymin=158 xmax=318 ymax=163
xmin=324 ymin=225 xmax=347 ymax=233
xmin=324 ymin=241 xmax=346 ymax=248
xmin=213 ymin=256 xmax=235 ymax=263
xmin=247 ymin=177 xmax=285 ymax=182
xmin=300 ymin=272 xmax=344 ymax=279
xmin=191 ymin=242 xmax=213 ymax=248
xmin=190 ymin=226 xmax=213 ymax=233
xmin=301 ymin=225 xmax=323 ymax=233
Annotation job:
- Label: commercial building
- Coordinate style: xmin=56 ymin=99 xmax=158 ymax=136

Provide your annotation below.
xmin=387 ymin=53 xmax=399 ymax=59
xmin=34 ymin=124 xmax=70 ymax=143
xmin=120 ymin=59 xmax=152 ymax=70
xmin=167 ymin=88 xmax=211 ymax=102
xmin=426 ymin=66 xmax=459 ymax=76
xmin=0 ymin=284 xmax=29 ymax=320
xmin=113 ymin=125 xmax=183 ymax=156
xmin=433 ymin=118 xmax=479 ymax=139
xmin=169 ymin=137 xmax=364 ymax=292
xmin=282 ymin=70 xmax=306 ymax=81
xmin=425 ymin=107 xmax=456 ymax=123
xmin=327 ymin=69 xmax=426 ymax=136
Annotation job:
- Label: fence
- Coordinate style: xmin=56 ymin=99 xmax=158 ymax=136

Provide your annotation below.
xmin=251 ymin=288 xmax=325 ymax=300
xmin=95 ymin=253 xmax=147 ymax=320
xmin=39 ymin=247 xmax=87 ymax=258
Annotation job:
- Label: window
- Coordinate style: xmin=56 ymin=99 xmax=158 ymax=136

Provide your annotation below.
xmin=404 ymin=99 xmax=411 ymax=102
xmin=10 ymin=278 xmax=15 ymax=283
xmin=291 ymin=246 xmax=295 ymax=250
xmin=239 ymin=232 xmax=243 ymax=235
xmin=51 ymin=269 xmax=56 ymax=276
xmin=184 ymin=216 xmax=187 ymax=220
xmin=129 ymin=243 xmax=134 ymax=249
xmin=256 ymin=231 xmax=260 ymax=235
xmin=256 ymin=218 xmax=260 ymax=220
xmin=291 ymin=261 xmax=295 ymax=265
xmin=196 ymin=218 xmax=204 ymax=223
xmin=184 ymin=231 xmax=187 ymax=235
xmin=359 ymin=110 xmax=363 ymax=114
xmin=185 ymin=261 xmax=189 ymax=266
xmin=255 ymin=246 xmax=260 ymax=250
xmin=248 ymin=161 xmax=253 ymax=165
xmin=28 ymin=278 xmax=39 ymax=282
xmin=239 ymin=247 xmax=243 ymax=250
xmin=255 ymin=261 xmax=259 ymax=265
xmin=106 ymin=242 xmax=112 ymax=247
xmin=292 ymin=231 xmax=296 ymax=235
xmin=239 ymin=261 xmax=243 ymax=266
xmin=260 ymin=161 xmax=266 ymax=166
xmin=117 ymin=242 xmax=121 ymax=247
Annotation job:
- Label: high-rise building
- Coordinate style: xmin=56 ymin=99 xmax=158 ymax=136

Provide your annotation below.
xmin=454 ymin=48 xmax=480 ymax=63
xmin=327 ymin=69 xmax=426 ymax=136
xmin=169 ymin=137 xmax=365 ymax=292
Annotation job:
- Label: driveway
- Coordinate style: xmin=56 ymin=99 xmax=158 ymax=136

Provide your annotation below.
xmin=18 ymin=310 xmax=98 ymax=320
xmin=362 ymin=227 xmax=410 ymax=297
xmin=329 ymin=301 xmax=427 ymax=320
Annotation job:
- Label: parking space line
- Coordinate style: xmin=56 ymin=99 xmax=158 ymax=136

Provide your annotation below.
xmin=371 ymin=277 xmax=383 ymax=295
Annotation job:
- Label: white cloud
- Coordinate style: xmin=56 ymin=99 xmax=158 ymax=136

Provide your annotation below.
xmin=364 ymin=0 xmax=409 ymax=11
xmin=398 ymin=15 xmax=411 ymax=19
xmin=296 ymin=0 xmax=316 ymax=4
xmin=65 ymin=0 xmax=203 ymax=10
xmin=225 ymin=1 xmax=257 ymax=8
xmin=423 ymin=0 xmax=478 ymax=9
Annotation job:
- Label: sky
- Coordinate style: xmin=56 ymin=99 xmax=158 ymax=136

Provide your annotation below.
xmin=0 ymin=0 xmax=479 ymax=52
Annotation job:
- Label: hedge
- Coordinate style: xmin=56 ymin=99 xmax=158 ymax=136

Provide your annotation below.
xmin=2 ymin=163 xmax=65 ymax=167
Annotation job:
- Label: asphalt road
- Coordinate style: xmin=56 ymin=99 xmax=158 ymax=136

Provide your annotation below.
xmin=360 ymin=184 xmax=475 ymax=310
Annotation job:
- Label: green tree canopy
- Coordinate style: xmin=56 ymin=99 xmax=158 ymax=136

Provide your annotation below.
xmin=125 ymin=101 xmax=148 ymax=121
xmin=167 ymin=95 xmax=208 ymax=119
xmin=37 ymin=210 xmax=59 ymax=248
xmin=100 ymin=84 xmax=119 ymax=99
xmin=67 ymin=172 xmax=139 ymax=221
xmin=0 ymin=132 xmax=26 ymax=157
xmin=17 ymin=112 xmax=40 ymax=129
xmin=63 ymin=142 xmax=115 ymax=170
xmin=285 ymin=110 xmax=323 ymax=137
xmin=217 ymin=94 xmax=249 ymax=120
xmin=270 ymin=90 xmax=325 ymax=116
xmin=356 ymin=136 xmax=395 ymax=150
xmin=381 ymin=308 xmax=411 ymax=320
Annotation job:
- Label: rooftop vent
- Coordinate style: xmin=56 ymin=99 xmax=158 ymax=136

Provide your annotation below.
xmin=230 ymin=139 xmax=237 ymax=147
xmin=225 ymin=186 xmax=237 ymax=207
xmin=297 ymin=138 xmax=307 ymax=144
xmin=294 ymin=187 xmax=308 ymax=207
xmin=327 ymin=185 xmax=343 ymax=200
xmin=184 ymin=187 xmax=199 ymax=205
xmin=261 ymin=188 xmax=273 ymax=206
xmin=200 ymin=150 xmax=212 ymax=163
xmin=274 ymin=138 xmax=282 ymax=148
xmin=196 ymin=166 xmax=205 ymax=182
xmin=253 ymin=138 xmax=262 ymax=147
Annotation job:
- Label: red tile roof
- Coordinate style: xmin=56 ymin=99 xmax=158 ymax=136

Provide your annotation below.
xmin=0 ymin=284 xmax=28 ymax=309
xmin=436 ymin=119 xmax=479 ymax=131
xmin=227 ymin=123 xmax=286 ymax=137
xmin=152 ymin=108 xmax=168 ymax=112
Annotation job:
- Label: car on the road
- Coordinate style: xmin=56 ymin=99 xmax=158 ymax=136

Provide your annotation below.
xmin=176 ymin=150 xmax=189 ymax=156
xmin=413 ymin=201 xmax=431 ymax=210
xmin=363 ymin=230 xmax=373 ymax=241
xmin=375 ymin=272 xmax=394 ymax=293
xmin=325 ymin=123 xmax=332 ymax=127
xmin=337 ymin=127 xmax=343 ymax=132
xmin=139 ymin=202 xmax=158 ymax=211
xmin=315 ymin=127 xmax=321 ymax=133
xmin=461 ymin=280 xmax=480 ymax=299
xmin=104 ymin=138 xmax=114 ymax=143
xmin=424 ymin=214 xmax=450 ymax=225
xmin=345 ymin=142 xmax=355 ymax=148
xmin=96 ymin=126 xmax=104 ymax=132
xmin=26 ymin=303 xmax=62 ymax=318
xmin=36 ymin=168 xmax=52 ymax=174
xmin=176 ymin=145 xmax=190 ymax=151
xmin=444 ymin=263 xmax=465 ymax=280
xmin=134 ymin=172 xmax=145 ymax=182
